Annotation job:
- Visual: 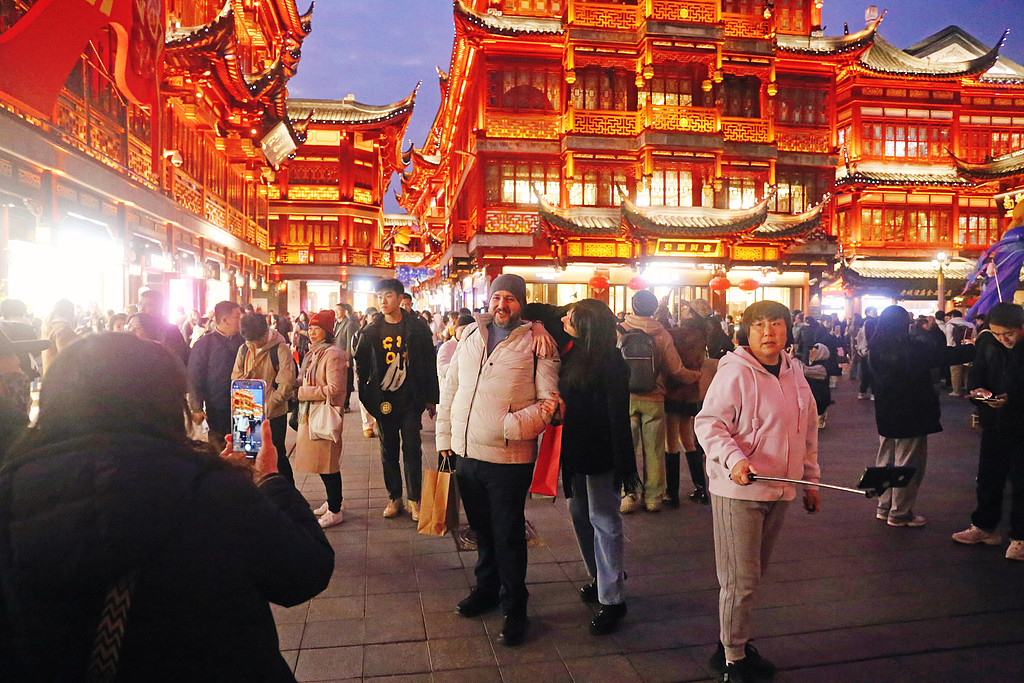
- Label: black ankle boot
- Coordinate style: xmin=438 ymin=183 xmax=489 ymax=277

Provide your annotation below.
xmin=685 ymin=451 xmax=709 ymax=505
xmin=589 ymin=603 xmax=627 ymax=635
xmin=664 ymin=452 xmax=680 ymax=506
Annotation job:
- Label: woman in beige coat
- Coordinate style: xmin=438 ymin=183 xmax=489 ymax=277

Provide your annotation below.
xmin=295 ymin=309 xmax=347 ymax=528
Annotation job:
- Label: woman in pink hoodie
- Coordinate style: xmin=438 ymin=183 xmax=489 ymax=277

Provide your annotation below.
xmin=694 ymin=300 xmax=821 ymax=683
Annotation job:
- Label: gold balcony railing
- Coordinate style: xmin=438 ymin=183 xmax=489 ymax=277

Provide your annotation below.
xmin=644 ymin=103 xmax=720 ymax=134
xmin=274 ymin=246 xmax=392 ymax=268
xmin=567 ymin=109 xmax=641 ymax=137
xmin=568 ymin=1 xmax=644 ymax=29
xmin=722 ymin=116 xmax=772 ymax=143
xmin=647 ymin=0 xmax=719 ymax=24
xmin=485 ymin=111 xmax=562 ymax=140
xmin=776 ymin=127 xmax=832 ymax=154
xmin=722 ymin=11 xmax=768 ymax=38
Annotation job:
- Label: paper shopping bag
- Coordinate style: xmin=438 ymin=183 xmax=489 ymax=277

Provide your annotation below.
xmin=530 ymin=424 xmax=562 ymax=497
xmin=418 ymin=459 xmax=459 ymax=536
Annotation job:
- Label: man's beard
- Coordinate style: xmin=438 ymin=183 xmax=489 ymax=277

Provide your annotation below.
xmin=492 ymin=309 xmax=521 ymax=329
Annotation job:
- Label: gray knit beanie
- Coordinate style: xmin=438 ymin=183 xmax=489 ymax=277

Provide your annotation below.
xmin=488 ymin=273 xmax=527 ymax=309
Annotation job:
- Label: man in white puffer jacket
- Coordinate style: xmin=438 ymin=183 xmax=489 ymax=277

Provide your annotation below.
xmin=695 ymin=300 xmax=821 ymax=683
xmin=437 ymin=274 xmax=560 ymax=647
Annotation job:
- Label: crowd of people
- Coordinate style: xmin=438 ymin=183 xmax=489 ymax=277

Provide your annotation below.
xmin=0 ymin=280 xmax=1022 ymax=682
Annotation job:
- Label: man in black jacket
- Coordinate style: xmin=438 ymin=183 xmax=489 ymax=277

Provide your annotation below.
xmin=188 ymin=301 xmax=243 ymax=449
xmin=355 ymin=279 xmax=440 ymax=521
xmin=954 ymin=303 xmax=1024 ymax=560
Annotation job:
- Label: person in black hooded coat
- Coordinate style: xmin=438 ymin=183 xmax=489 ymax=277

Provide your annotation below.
xmin=869 ymin=305 xmax=974 ymax=528
xmin=0 ymin=334 xmax=333 ymax=682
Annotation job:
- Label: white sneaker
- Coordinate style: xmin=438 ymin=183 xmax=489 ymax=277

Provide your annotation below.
xmin=952 ymin=524 xmax=1003 ymax=545
xmin=857 ymin=392 xmax=869 ymax=400
xmin=313 ymin=502 xmax=329 ymax=516
xmin=619 ymin=495 xmax=641 ymax=514
xmin=319 ymin=509 xmax=344 ymax=527
xmin=1006 ymin=540 xmax=1024 ymax=561
xmin=888 ymin=514 xmax=926 ymax=528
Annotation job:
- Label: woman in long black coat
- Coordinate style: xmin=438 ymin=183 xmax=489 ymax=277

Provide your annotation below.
xmin=869 ymin=305 xmax=974 ymax=527
xmin=558 ymin=299 xmax=639 ymax=636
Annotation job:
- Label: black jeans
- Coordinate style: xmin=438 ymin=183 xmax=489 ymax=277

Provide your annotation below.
xmin=345 ymin=364 xmax=354 ymax=408
xmin=269 ymin=415 xmax=294 ymax=485
xmin=455 ymin=455 xmax=534 ymax=614
xmin=972 ymin=427 xmax=1024 ymax=540
xmin=320 ymin=473 xmax=343 ymax=512
xmin=378 ymin=407 xmax=423 ymax=501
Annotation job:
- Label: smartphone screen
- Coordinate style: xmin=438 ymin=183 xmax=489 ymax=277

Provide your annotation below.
xmin=231 ymin=379 xmax=266 ymax=457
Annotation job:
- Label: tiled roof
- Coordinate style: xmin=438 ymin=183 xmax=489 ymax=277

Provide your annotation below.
xmin=166 ymin=1 xmax=234 ymax=48
xmin=859 ymin=33 xmax=1007 ymax=78
xmin=836 ymin=163 xmax=972 ymax=188
xmin=454 ymin=0 xmax=563 ymax=36
xmin=777 ymin=18 xmax=880 ymax=56
xmin=287 ymin=89 xmax=416 ymax=126
xmin=622 ymin=193 xmax=773 ymax=239
xmin=952 ymin=148 xmax=1024 ymax=181
xmin=753 ymin=197 xmax=830 ymax=240
xmin=843 ymin=258 xmax=975 ymax=281
xmin=538 ymin=203 xmax=621 ymax=237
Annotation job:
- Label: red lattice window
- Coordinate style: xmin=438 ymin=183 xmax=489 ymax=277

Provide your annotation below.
xmin=958 ymin=211 xmax=1002 ymax=249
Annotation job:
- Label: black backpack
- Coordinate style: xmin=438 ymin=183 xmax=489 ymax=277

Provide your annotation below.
xmin=617 ymin=325 xmax=658 ymax=394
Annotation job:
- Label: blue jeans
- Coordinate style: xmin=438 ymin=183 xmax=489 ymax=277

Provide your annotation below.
xmin=569 ymin=470 xmax=625 ymax=606
xmin=455 ymin=455 xmax=534 ymax=614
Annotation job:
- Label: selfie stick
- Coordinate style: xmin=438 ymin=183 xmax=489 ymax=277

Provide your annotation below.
xmin=747 ymin=474 xmax=873 ymax=497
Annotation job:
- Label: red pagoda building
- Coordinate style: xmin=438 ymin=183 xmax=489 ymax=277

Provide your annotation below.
xmin=0 ymin=0 xmax=313 ymax=315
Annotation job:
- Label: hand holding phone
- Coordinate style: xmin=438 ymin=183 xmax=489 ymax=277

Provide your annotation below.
xmin=231 ymin=379 xmax=267 ymax=458
xmin=220 ymin=420 xmax=279 ymax=480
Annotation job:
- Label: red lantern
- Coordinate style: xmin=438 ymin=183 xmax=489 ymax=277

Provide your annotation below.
xmin=627 ymin=276 xmax=648 ymax=291
xmin=708 ymin=276 xmax=731 ymax=292
xmin=739 ymin=279 xmax=759 ymax=292
xmin=588 ymin=275 xmax=610 ymax=291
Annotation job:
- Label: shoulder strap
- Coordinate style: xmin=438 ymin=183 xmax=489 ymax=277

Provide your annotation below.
xmin=268 ymin=343 xmax=280 ymax=373
xmin=87 ymin=571 xmax=139 ymax=682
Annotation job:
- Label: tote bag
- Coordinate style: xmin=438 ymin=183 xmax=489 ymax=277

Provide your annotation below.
xmin=529 ymin=424 xmax=562 ymax=497
xmin=308 ymin=387 xmax=343 ymax=442
xmin=418 ymin=456 xmax=460 ymax=536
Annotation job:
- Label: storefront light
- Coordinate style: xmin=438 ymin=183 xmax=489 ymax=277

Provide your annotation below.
xmin=642 ymin=267 xmax=679 ymax=285
xmin=535 ymin=269 xmax=559 ymax=280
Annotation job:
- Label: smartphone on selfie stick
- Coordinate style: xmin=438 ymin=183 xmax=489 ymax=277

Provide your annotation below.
xmin=231 ymin=379 xmax=267 ymax=458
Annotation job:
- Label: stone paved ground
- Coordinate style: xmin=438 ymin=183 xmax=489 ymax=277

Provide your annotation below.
xmin=276 ymin=376 xmax=1024 ymax=682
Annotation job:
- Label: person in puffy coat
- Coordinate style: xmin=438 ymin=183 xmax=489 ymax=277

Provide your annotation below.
xmin=695 ymin=300 xmax=820 ymax=683
xmin=436 ymin=274 xmax=559 ymax=647
xmin=0 ymin=333 xmax=333 ymax=682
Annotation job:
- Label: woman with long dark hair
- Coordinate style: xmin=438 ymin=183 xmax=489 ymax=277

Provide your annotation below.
xmin=0 ymin=333 xmax=332 ymax=680
xmin=293 ymin=310 xmax=310 ymax=365
xmin=869 ymin=305 xmax=974 ymax=527
xmin=558 ymin=298 xmax=638 ymax=636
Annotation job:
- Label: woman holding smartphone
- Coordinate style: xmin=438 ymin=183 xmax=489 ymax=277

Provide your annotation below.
xmin=558 ymin=299 xmax=638 ymax=636
xmin=295 ymin=309 xmax=348 ymax=528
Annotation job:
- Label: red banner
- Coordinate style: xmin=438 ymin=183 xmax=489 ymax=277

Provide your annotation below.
xmin=0 ymin=0 xmax=164 ymax=119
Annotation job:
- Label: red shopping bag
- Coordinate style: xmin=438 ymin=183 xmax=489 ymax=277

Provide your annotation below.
xmin=530 ymin=424 xmax=562 ymax=497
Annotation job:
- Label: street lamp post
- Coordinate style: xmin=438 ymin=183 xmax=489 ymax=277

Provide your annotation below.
xmin=933 ymin=251 xmax=952 ymax=312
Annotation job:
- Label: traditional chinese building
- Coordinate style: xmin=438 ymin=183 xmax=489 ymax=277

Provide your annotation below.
xmin=400 ymin=2 xmax=1024 ymax=317
xmin=400 ymin=0 xmax=840 ymax=315
xmin=266 ymin=90 xmax=419 ymax=313
xmin=0 ymin=0 xmax=313 ymax=316
xmin=823 ymin=22 xmax=1024 ymax=316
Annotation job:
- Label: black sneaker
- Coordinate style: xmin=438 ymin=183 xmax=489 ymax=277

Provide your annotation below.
xmin=455 ymin=588 xmax=500 ymax=617
xmin=710 ymin=642 xmax=776 ymax=678
xmin=579 ymin=582 xmax=598 ymax=604
xmin=499 ymin=611 xmax=529 ymax=646
xmin=589 ymin=602 xmax=626 ymax=636
xmin=689 ymin=487 xmax=710 ymax=505
xmin=721 ymin=660 xmax=755 ymax=683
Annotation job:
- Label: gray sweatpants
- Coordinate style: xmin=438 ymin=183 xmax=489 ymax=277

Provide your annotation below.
xmin=712 ymin=495 xmax=789 ymax=662
xmin=875 ymin=435 xmax=927 ymax=523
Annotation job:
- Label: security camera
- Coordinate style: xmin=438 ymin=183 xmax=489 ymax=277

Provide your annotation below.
xmin=163 ymin=150 xmax=183 ymax=167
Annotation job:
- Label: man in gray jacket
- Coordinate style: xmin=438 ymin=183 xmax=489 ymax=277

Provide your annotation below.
xmin=333 ymin=303 xmax=359 ymax=411
xmin=437 ymin=274 xmax=559 ymax=647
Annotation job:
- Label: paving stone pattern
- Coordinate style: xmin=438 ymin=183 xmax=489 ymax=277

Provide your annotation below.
xmin=277 ymin=378 xmax=1024 ymax=681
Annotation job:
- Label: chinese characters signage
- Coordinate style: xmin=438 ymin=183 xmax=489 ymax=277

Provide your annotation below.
xmin=655 ymin=240 xmax=723 ymax=257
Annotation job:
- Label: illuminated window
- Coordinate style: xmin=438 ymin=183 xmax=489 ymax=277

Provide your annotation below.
xmin=958 ymin=211 xmax=1001 ymax=248
xmin=572 ymin=67 xmax=632 ymax=111
xmin=776 ymin=88 xmax=827 ymax=126
xmin=775 ymin=0 xmax=807 ymax=34
xmin=722 ymin=0 xmax=758 ymax=13
xmin=567 ymin=169 xmax=627 ymax=207
xmin=959 ymin=128 xmax=1024 ymax=163
xmin=862 ymin=122 xmax=949 ymax=160
xmin=725 ymin=177 xmax=762 ymax=209
xmin=484 ymin=161 xmax=559 ymax=205
xmin=772 ymin=171 xmax=828 ymax=213
xmin=644 ymin=65 xmax=706 ymax=108
xmin=859 ymin=206 xmax=951 ymax=245
xmin=636 ymin=167 xmax=693 ymax=207
xmin=488 ymin=68 xmax=561 ymax=112
xmin=501 ymin=0 xmax=563 ymax=15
